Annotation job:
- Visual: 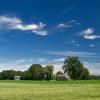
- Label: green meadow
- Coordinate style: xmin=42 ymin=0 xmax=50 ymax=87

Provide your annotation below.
xmin=0 ymin=80 xmax=100 ymax=100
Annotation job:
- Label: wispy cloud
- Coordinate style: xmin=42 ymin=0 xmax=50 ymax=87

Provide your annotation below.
xmin=69 ymin=40 xmax=80 ymax=47
xmin=80 ymin=28 xmax=94 ymax=35
xmin=0 ymin=16 xmax=48 ymax=36
xmin=56 ymin=20 xmax=80 ymax=30
xmin=80 ymin=28 xmax=100 ymax=40
xmin=32 ymin=30 xmax=47 ymax=36
xmin=57 ymin=23 xmax=71 ymax=29
xmin=15 ymin=59 xmax=26 ymax=64
xmin=53 ymin=58 xmax=65 ymax=62
xmin=48 ymin=50 xmax=99 ymax=57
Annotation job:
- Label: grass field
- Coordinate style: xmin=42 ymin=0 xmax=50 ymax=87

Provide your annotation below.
xmin=0 ymin=80 xmax=100 ymax=100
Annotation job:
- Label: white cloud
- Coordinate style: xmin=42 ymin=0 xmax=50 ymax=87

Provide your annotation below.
xmin=56 ymin=20 xmax=80 ymax=30
xmin=0 ymin=16 xmax=47 ymax=36
xmin=32 ymin=30 xmax=48 ymax=36
xmin=80 ymin=28 xmax=100 ymax=40
xmin=15 ymin=59 xmax=26 ymax=64
xmin=89 ymin=69 xmax=100 ymax=76
xmin=0 ymin=58 xmax=63 ymax=73
xmin=84 ymin=35 xmax=100 ymax=40
xmin=0 ymin=58 xmax=48 ymax=71
xmin=53 ymin=64 xmax=63 ymax=74
xmin=12 ymin=22 xmax=46 ymax=31
xmin=0 ymin=62 xmax=30 ymax=71
xmin=53 ymin=58 xmax=65 ymax=62
xmin=48 ymin=50 xmax=98 ymax=57
xmin=57 ymin=23 xmax=72 ymax=28
xmin=84 ymin=62 xmax=100 ymax=75
xmin=0 ymin=16 xmax=22 ymax=24
xmin=80 ymin=28 xmax=94 ymax=35
xmin=12 ymin=24 xmax=39 ymax=30
xmin=68 ymin=40 xmax=80 ymax=47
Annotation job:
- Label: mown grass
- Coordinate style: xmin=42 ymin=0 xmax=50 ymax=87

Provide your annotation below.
xmin=0 ymin=80 xmax=100 ymax=100
xmin=0 ymin=80 xmax=100 ymax=84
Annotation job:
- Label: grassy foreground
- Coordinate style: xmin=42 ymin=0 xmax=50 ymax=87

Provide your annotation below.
xmin=0 ymin=80 xmax=100 ymax=100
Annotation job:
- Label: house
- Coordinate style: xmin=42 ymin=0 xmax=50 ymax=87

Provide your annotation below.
xmin=14 ymin=76 xmax=20 ymax=80
xmin=56 ymin=72 xmax=70 ymax=80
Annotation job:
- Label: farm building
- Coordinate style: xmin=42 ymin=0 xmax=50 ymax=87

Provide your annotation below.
xmin=14 ymin=76 xmax=20 ymax=80
xmin=56 ymin=72 xmax=70 ymax=80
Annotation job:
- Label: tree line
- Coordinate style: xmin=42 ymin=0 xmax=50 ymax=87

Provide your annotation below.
xmin=0 ymin=56 xmax=95 ymax=80
xmin=0 ymin=64 xmax=54 ymax=80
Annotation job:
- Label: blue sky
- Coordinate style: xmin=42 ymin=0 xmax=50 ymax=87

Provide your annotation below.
xmin=0 ymin=0 xmax=100 ymax=75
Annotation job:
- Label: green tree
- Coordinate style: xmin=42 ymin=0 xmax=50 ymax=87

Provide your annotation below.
xmin=44 ymin=65 xmax=54 ymax=80
xmin=17 ymin=71 xmax=29 ymax=80
xmin=28 ymin=64 xmax=43 ymax=80
xmin=0 ymin=70 xmax=17 ymax=80
xmin=62 ymin=56 xmax=90 ymax=80
xmin=81 ymin=68 xmax=90 ymax=80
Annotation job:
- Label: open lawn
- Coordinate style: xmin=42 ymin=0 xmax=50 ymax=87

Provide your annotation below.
xmin=0 ymin=80 xmax=100 ymax=100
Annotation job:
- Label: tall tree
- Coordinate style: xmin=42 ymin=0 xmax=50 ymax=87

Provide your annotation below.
xmin=62 ymin=56 xmax=90 ymax=80
xmin=44 ymin=65 xmax=54 ymax=80
xmin=28 ymin=64 xmax=43 ymax=80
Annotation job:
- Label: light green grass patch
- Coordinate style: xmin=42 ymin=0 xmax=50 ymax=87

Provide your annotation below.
xmin=0 ymin=80 xmax=100 ymax=100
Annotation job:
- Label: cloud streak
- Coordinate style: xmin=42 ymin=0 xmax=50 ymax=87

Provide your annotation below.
xmin=53 ymin=58 xmax=65 ymax=62
xmin=89 ymin=44 xmax=95 ymax=47
xmin=60 ymin=0 xmax=79 ymax=15
xmin=56 ymin=20 xmax=80 ymax=31
xmin=48 ymin=50 xmax=99 ymax=57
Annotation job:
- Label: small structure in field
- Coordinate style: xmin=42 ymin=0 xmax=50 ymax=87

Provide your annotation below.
xmin=56 ymin=71 xmax=70 ymax=80
xmin=14 ymin=76 xmax=20 ymax=80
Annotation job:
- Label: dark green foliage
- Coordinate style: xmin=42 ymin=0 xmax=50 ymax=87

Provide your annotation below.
xmin=0 ymin=70 xmax=18 ymax=80
xmin=28 ymin=64 xmax=43 ymax=80
xmin=21 ymin=71 xmax=32 ymax=80
xmin=43 ymin=65 xmax=54 ymax=80
xmin=89 ymin=75 xmax=100 ymax=80
xmin=63 ymin=56 xmax=90 ymax=80
xmin=0 ymin=64 xmax=54 ymax=80
xmin=81 ymin=68 xmax=90 ymax=79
